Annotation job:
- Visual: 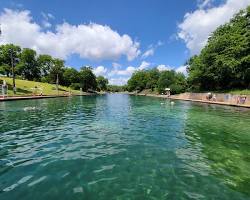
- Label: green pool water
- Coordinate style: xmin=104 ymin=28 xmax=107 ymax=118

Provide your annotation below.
xmin=0 ymin=94 xmax=250 ymax=200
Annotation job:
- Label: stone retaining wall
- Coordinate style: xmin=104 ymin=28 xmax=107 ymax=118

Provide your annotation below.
xmin=172 ymin=92 xmax=250 ymax=106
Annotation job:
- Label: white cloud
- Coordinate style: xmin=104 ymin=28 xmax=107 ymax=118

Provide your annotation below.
xmin=41 ymin=12 xmax=54 ymax=20
xmin=141 ymin=40 xmax=164 ymax=59
xmin=198 ymin=0 xmax=214 ymax=9
xmin=141 ymin=48 xmax=154 ymax=59
xmin=110 ymin=61 xmax=150 ymax=77
xmin=0 ymin=9 xmax=140 ymax=61
xmin=178 ymin=0 xmax=250 ymax=55
xmin=112 ymin=62 xmax=121 ymax=68
xmin=41 ymin=12 xmax=54 ymax=28
xmin=107 ymin=61 xmax=151 ymax=85
xmin=47 ymin=13 xmax=55 ymax=19
xmin=176 ymin=65 xmax=188 ymax=75
xmin=93 ymin=66 xmax=107 ymax=76
xmin=114 ymin=66 xmax=136 ymax=76
xmin=157 ymin=64 xmax=171 ymax=71
xmin=156 ymin=64 xmax=188 ymax=75
xmin=42 ymin=21 xmax=52 ymax=28
xmin=112 ymin=62 xmax=122 ymax=72
xmin=92 ymin=65 xmax=133 ymax=85
xmin=138 ymin=61 xmax=150 ymax=70
xmin=105 ymin=63 xmax=186 ymax=85
xmin=109 ymin=77 xmax=129 ymax=86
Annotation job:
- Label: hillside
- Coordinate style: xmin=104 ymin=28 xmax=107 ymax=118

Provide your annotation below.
xmin=0 ymin=77 xmax=80 ymax=96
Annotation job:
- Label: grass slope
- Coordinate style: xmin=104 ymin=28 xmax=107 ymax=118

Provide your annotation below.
xmin=0 ymin=77 xmax=80 ymax=96
xmin=224 ymin=89 xmax=250 ymax=95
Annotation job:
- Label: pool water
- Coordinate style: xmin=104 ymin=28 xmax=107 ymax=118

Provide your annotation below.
xmin=0 ymin=94 xmax=250 ymax=199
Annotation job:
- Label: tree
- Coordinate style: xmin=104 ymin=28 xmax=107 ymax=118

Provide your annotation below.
xmin=96 ymin=76 xmax=108 ymax=91
xmin=127 ymin=70 xmax=148 ymax=92
xmin=0 ymin=44 xmax=21 ymax=77
xmin=78 ymin=67 xmax=97 ymax=91
xmin=48 ymin=58 xmax=65 ymax=84
xmin=16 ymin=48 xmax=40 ymax=80
xmin=170 ymin=72 xmax=187 ymax=94
xmin=107 ymin=85 xmax=126 ymax=92
xmin=37 ymin=54 xmax=54 ymax=77
xmin=157 ymin=70 xmax=186 ymax=94
xmin=63 ymin=67 xmax=79 ymax=87
xmin=187 ymin=6 xmax=250 ymax=91
xmin=0 ymin=65 xmax=4 ymax=75
xmin=146 ymin=68 xmax=160 ymax=91
xmin=157 ymin=70 xmax=175 ymax=93
xmin=127 ymin=68 xmax=186 ymax=94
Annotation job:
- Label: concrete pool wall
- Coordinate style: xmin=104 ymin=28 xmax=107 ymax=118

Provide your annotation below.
xmin=170 ymin=92 xmax=250 ymax=107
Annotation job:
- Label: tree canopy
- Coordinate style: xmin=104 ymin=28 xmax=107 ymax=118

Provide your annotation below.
xmin=0 ymin=44 xmax=21 ymax=77
xmin=0 ymin=44 xmax=100 ymax=92
xmin=127 ymin=68 xmax=187 ymax=94
xmin=78 ymin=67 xmax=97 ymax=91
xmin=187 ymin=6 xmax=250 ymax=91
xmin=96 ymin=76 xmax=109 ymax=91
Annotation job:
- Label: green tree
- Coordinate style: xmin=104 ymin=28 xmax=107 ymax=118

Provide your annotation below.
xmin=169 ymin=72 xmax=187 ymax=94
xmin=78 ymin=67 xmax=97 ymax=91
xmin=157 ymin=70 xmax=176 ymax=93
xmin=63 ymin=67 xmax=79 ymax=86
xmin=37 ymin=54 xmax=54 ymax=77
xmin=0 ymin=44 xmax=21 ymax=77
xmin=0 ymin=65 xmax=4 ymax=75
xmin=127 ymin=70 xmax=148 ymax=92
xmin=157 ymin=70 xmax=186 ymax=94
xmin=96 ymin=76 xmax=109 ymax=91
xmin=17 ymin=48 xmax=40 ymax=80
xmin=188 ymin=6 xmax=250 ymax=90
xmin=48 ymin=58 xmax=65 ymax=84
xmin=107 ymin=85 xmax=126 ymax=92
xmin=146 ymin=68 xmax=160 ymax=91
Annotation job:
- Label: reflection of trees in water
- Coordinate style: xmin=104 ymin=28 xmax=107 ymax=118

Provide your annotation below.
xmin=183 ymin=104 xmax=250 ymax=195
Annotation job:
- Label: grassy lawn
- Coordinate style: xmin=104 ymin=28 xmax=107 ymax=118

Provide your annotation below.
xmin=225 ymin=89 xmax=250 ymax=95
xmin=210 ymin=89 xmax=250 ymax=95
xmin=0 ymin=77 xmax=81 ymax=96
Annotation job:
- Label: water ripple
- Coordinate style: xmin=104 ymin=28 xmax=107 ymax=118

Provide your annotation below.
xmin=0 ymin=95 xmax=250 ymax=199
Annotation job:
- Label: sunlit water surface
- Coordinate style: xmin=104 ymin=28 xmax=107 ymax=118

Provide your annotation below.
xmin=0 ymin=94 xmax=250 ymax=199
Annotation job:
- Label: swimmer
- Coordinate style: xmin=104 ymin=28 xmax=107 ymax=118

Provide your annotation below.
xmin=23 ymin=107 xmax=37 ymax=111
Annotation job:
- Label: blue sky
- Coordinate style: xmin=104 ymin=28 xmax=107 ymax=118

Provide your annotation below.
xmin=0 ymin=0 xmax=249 ymax=85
